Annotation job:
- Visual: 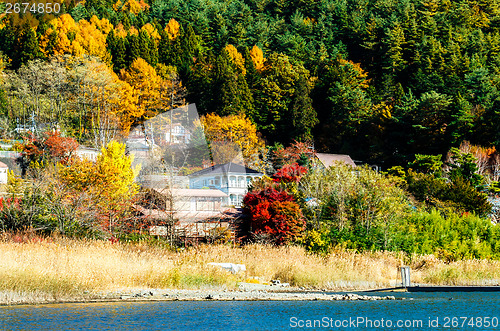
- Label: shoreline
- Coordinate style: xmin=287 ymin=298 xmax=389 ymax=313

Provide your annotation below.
xmin=0 ymin=288 xmax=402 ymax=307
xmin=2 ymin=239 xmax=500 ymax=307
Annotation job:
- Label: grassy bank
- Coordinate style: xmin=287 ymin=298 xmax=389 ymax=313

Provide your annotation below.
xmin=1 ymin=233 xmax=500 ymax=304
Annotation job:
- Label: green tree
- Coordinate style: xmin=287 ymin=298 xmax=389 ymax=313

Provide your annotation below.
xmin=13 ymin=23 xmax=42 ymax=69
xmin=409 ymin=154 xmax=443 ymax=176
xmin=212 ymin=50 xmax=254 ymax=116
xmin=126 ymin=33 xmax=141 ymax=67
xmin=447 ymin=148 xmax=484 ymax=188
xmin=254 ymin=52 xmax=317 ymax=143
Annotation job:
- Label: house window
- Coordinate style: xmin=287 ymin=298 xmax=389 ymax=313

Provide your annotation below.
xmin=230 ymin=194 xmax=236 ymax=206
xmin=230 ymin=176 xmax=236 ymax=187
xmin=196 ymin=200 xmax=215 ymax=211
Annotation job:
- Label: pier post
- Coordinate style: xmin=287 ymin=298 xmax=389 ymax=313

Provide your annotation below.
xmin=400 ymin=266 xmax=411 ymax=287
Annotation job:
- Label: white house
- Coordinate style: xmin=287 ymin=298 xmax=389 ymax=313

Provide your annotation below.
xmin=189 ymin=162 xmax=263 ymax=207
xmin=0 ymin=161 xmax=8 ymax=184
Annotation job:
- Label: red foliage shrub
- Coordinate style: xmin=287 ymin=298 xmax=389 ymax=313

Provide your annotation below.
xmin=272 ymin=163 xmax=308 ymax=183
xmin=272 ymin=141 xmax=315 ymax=166
xmin=44 ymin=131 xmax=79 ymax=163
xmin=0 ymin=197 xmax=21 ymax=212
xmin=20 ymin=131 xmax=79 ymax=166
xmin=243 ymin=187 xmax=305 ymax=245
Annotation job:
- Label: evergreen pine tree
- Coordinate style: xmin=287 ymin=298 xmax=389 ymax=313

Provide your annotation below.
xmin=126 ymin=33 xmax=141 ymax=67
xmin=138 ymin=30 xmax=151 ymax=64
xmin=213 ymin=51 xmax=254 ymax=117
xmin=13 ymin=23 xmax=42 ymax=69
xmin=0 ymin=23 xmax=16 ymax=62
xmin=291 ymin=75 xmax=318 ymax=141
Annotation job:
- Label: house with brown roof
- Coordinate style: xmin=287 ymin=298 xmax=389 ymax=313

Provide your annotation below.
xmin=135 ymin=187 xmax=232 ymax=241
xmin=146 ymin=188 xmax=228 ymax=221
xmin=314 ymin=153 xmax=357 ymax=168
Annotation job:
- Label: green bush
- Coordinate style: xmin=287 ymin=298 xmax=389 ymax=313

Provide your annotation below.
xmin=300 ymin=165 xmax=410 ymax=252
xmin=405 ymin=171 xmax=491 ymax=217
xmin=396 ymin=210 xmax=500 ymax=261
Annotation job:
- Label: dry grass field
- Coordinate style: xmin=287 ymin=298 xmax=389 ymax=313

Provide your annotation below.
xmin=1 ymin=232 xmax=500 ymax=304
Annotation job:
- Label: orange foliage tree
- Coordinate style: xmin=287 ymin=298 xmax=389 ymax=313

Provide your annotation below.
xmin=120 ymin=58 xmax=172 ymax=122
xmin=249 ymin=45 xmax=265 ymax=71
xmin=39 ymin=14 xmax=110 ymax=64
xmin=18 ymin=131 xmax=78 ymax=174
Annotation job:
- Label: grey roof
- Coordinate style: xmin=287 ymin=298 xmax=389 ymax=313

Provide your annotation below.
xmin=152 ymin=188 xmax=228 ymax=198
xmin=126 ymin=141 xmax=151 ymax=151
xmin=315 ymin=153 xmax=356 ymax=168
xmin=189 ymin=162 xmax=262 ymax=177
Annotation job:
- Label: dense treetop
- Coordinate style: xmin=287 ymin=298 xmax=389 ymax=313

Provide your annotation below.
xmin=2 ymin=0 xmax=500 ymax=166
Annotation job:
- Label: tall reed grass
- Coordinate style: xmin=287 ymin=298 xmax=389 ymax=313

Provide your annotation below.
xmin=1 ymin=233 xmax=499 ymax=304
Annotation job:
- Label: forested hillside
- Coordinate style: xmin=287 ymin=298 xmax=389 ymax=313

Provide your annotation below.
xmin=2 ymin=0 xmax=500 ymax=166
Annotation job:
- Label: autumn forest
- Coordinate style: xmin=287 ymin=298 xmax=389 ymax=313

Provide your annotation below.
xmin=1 ymin=0 xmax=500 ymax=258
xmin=0 ymin=0 xmax=499 ymax=163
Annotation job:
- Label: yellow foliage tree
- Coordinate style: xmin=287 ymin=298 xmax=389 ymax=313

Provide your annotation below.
xmin=39 ymin=14 xmax=110 ymax=63
xmin=114 ymin=79 xmax=141 ymax=134
xmin=74 ymin=18 xmax=110 ymax=62
xmin=121 ymin=0 xmax=142 ymax=14
xmin=74 ymin=57 xmax=138 ymax=139
xmin=113 ymin=0 xmax=123 ymax=11
xmin=128 ymin=26 xmax=139 ymax=36
xmin=249 ymin=45 xmax=265 ymax=71
xmin=224 ymin=44 xmax=246 ymax=75
xmin=113 ymin=23 xmax=128 ymax=38
xmin=39 ymin=14 xmax=78 ymax=56
xmin=165 ymin=18 xmax=180 ymax=40
xmin=201 ymin=113 xmax=264 ymax=164
xmin=141 ymin=23 xmax=160 ymax=41
xmin=94 ymin=141 xmax=140 ymax=200
xmin=90 ymin=16 xmax=113 ymax=35
xmin=121 ymin=58 xmax=172 ymax=121
xmin=59 ymin=141 xmax=140 ymax=233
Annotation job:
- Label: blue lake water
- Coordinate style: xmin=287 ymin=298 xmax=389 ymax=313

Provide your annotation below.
xmin=1 ymin=292 xmax=499 ymax=330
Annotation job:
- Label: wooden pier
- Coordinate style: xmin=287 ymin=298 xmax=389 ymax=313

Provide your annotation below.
xmin=406 ymin=285 xmax=500 ymax=292
xmin=364 ymin=285 xmax=500 ymax=293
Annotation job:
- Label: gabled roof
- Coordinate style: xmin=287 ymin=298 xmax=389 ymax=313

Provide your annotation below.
xmin=0 ymin=161 xmax=8 ymax=168
xmin=315 ymin=153 xmax=356 ymax=168
xmin=189 ymin=162 xmax=262 ymax=177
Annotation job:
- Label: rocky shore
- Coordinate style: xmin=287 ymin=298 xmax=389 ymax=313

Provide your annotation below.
xmin=100 ymin=288 xmax=401 ymax=302
xmin=0 ymin=288 xmax=402 ymax=306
